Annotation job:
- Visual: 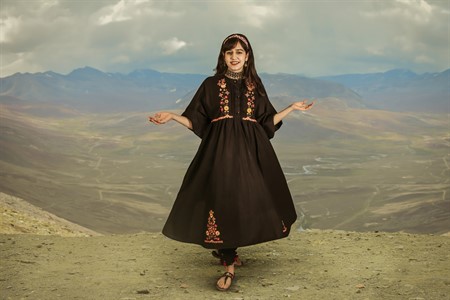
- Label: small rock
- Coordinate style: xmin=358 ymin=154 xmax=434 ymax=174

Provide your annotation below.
xmin=136 ymin=289 xmax=150 ymax=294
xmin=261 ymin=281 xmax=274 ymax=287
xmin=285 ymin=286 xmax=300 ymax=291
xmin=180 ymin=283 xmax=188 ymax=289
xmin=355 ymin=283 xmax=365 ymax=289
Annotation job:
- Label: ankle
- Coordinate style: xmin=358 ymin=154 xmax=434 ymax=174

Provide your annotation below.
xmin=225 ymin=264 xmax=235 ymax=274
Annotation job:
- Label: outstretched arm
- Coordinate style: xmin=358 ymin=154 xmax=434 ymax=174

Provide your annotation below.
xmin=273 ymin=100 xmax=314 ymax=125
xmin=148 ymin=112 xmax=193 ymax=130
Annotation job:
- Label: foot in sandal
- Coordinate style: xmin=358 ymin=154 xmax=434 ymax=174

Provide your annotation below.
xmin=216 ymin=264 xmax=235 ymax=291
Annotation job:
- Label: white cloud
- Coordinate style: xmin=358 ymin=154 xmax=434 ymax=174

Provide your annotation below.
xmin=39 ymin=0 xmax=59 ymax=11
xmin=0 ymin=0 xmax=448 ymax=77
xmin=414 ymin=54 xmax=434 ymax=64
xmin=112 ymin=55 xmax=131 ymax=64
xmin=159 ymin=37 xmax=188 ymax=55
xmin=96 ymin=0 xmax=181 ymax=25
xmin=363 ymin=0 xmax=433 ymax=23
xmin=97 ymin=0 xmax=152 ymax=25
xmin=242 ymin=4 xmax=278 ymax=28
xmin=365 ymin=46 xmax=385 ymax=56
xmin=98 ymin=0 xmax=129 ymax=25
xmin=0 ymin=16 xmax=20 ymax=43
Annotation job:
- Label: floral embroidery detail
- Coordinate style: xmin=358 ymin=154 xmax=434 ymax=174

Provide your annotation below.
xmin=282 ymin=220 xmax=288 ymax=233
xmin=218 ymin=79 xmax=230 ymax=117
xmin=216 ymin=78 xmax=256 ymax=121
xmin=244 ymin=82 xmax=256 ymax=118
xmin=205 ymin=210 xmax=223 ymax=244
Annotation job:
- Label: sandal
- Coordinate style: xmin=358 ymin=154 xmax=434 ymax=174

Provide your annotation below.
xmin=211 ymin=250 xmax=244 ymax=266
xmin=216 ymin=271 xmax=235 ymax=291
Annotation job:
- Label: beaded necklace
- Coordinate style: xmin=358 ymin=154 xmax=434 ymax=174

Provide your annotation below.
xmin=225 ymin=69 xmax=244 ymax=80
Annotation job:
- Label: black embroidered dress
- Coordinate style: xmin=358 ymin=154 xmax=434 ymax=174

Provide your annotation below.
xmin=162 ymin=75 xmax=297 ymax=249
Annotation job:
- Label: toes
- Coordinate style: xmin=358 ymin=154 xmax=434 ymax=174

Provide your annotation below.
xmin=216 ymin=276 xmax=231 ymax=289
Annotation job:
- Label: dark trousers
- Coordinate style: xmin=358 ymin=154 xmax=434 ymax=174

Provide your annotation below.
xmin=218 ymin=248 xmax=238 ymax=266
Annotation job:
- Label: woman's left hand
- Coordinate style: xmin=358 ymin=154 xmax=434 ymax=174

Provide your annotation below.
xmin=291 ymin=100 xmax=314 ymax=111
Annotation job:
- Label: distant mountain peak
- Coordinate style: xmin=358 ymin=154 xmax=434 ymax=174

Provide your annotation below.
xmin=68 ymin=66 xmax=105 ymax=77
xmin=383 ymin=69 xmax=417 ymax=78
xmin=128 ymin=68 xmax=161 ymax=78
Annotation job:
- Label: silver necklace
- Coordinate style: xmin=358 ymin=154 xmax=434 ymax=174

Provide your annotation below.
xmin=225 ymin=69 xmax=244 ymax=80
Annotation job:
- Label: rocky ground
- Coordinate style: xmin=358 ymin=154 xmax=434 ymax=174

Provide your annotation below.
xmin=1 ymin=193 xmax=449 ymax=300
xmin=1 ymin=230 xmax=449 ymax=300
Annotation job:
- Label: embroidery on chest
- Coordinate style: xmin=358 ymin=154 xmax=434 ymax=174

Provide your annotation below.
xmin=217 ymin=79 xmax=230 ymax=116
xmin=213 ymin=78 xmax=257 ymax=123
xmin=244 ymin=82 xmax=256 ymax=119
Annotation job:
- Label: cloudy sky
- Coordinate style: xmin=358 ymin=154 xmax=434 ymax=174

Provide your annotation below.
xmin=1 ymin=0 xmax=449 ymax=77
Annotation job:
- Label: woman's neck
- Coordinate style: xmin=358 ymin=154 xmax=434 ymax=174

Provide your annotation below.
xmin=225 ymin=69 xmax=244 ymax=80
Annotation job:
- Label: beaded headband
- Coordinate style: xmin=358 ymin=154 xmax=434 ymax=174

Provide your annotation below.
xmin=223 ymin=34 xmax=249 ymax=48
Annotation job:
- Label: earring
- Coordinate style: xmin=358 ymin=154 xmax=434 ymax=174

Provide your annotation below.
xmin=244 ymin=62 xmax=248 ymax=67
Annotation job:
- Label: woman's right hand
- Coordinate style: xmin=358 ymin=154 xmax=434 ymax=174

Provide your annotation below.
xmin=148 ymin=112 xmax=173 ymax=125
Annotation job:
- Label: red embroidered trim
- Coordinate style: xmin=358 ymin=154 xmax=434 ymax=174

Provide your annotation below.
xmin=205 ymin=210 xmax=223 ymax=244
xmin=282 ymin=220 xmax=288 ymax=233
xmin=242 ymin=117 xmax=257 ymax=122
xmin=211 ymin=115 xmax=234 ymax=123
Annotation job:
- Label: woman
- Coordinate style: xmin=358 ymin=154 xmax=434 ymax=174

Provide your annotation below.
xmin=149 ymin=33 xmax=313 ymax=291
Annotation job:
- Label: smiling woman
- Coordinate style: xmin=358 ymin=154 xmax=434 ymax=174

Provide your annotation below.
xmin=148 ymin=33 xmax=313 ymax=292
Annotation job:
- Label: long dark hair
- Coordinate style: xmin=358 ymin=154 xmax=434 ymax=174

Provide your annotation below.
xmin=214 ymin=33 xmax=265 ymax=96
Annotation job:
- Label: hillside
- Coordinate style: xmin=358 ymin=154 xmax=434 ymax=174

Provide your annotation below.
xmin=320 ymin=69 xmax=450 ymax=113
xmin=1 ymin=229 xmax=449 ymax=299
xmin=0 ymin=193 xmax=100 ymax=237
xmin=1 ymin=100 xmax=449 ymax=235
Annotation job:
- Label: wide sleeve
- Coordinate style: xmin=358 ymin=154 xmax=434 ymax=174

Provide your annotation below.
xmin=181 ymin=81 xmax=210 ymax=139
xmin=255 ymin=87 xmax=282 ymax=139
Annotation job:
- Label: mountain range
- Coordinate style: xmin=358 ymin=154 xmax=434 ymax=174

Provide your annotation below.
xmin=320 ymin=68 xmax=449 ymax=113
xmin=2 ymin=67 xmax=447 ymax=114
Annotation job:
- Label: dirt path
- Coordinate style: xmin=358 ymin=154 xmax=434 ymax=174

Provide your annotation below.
xmin=1 ymin=230 xmax=449 ymax=300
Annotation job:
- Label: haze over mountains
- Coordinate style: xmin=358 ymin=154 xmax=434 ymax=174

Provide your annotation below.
xmin=0 ymin=67 xmax=448 ymax=235
xmin=0 ymin=66 xmax=367 ymax=114
xmin=320 ymin=68 xmax=449 ymax=113
xmin=2 ymin=66 xmax=447 ymax=114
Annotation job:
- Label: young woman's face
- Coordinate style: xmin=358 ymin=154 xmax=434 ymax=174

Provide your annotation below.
xmin=223 ymin=42 xmax=249 ymax=73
